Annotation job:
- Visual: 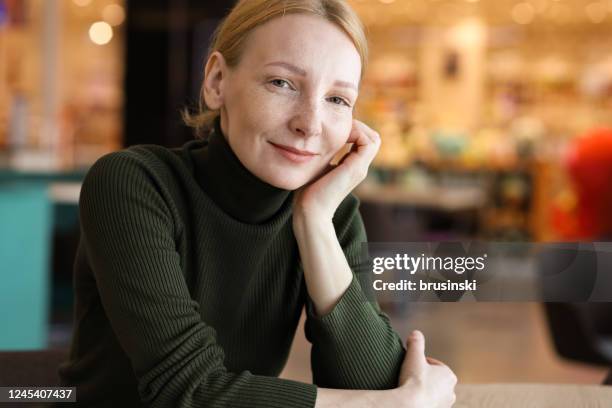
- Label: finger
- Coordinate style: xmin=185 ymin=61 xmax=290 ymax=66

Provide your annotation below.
xmin=336 ymin=143 xmax=358 ymax=166
xmin=352 ymin=119 xmax=381 ymax=145
xmin=348 ymin=120 xmax=380 ymax=147
xmin=340 ymin=126 xmax=379 ymax=167
xmin=340 ymin=146 xmax=378 ymax=182
xmin=402 ymin=330 xmax=427 ymax=375
xmin=437 ymin=364 xmax=458 ymax=387
xmin=347 ymin=123 xmax=371 ymax=150
xmin=347 ymin=131 xmax=357 ymax=144
xmin=335 ymin=121 xmax=381 ymax=187
xmin=346 ymin=120 xmax=361 ymax=144
xmin=448 ymin=368 xmax=458 ymax=385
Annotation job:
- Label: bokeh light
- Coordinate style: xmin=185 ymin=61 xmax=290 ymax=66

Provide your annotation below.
xmin=88 ymin=21 xmax=113 ymax=45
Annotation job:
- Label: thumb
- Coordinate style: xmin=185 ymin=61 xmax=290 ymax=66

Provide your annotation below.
xmin=401 ymin=330 xmax=427 ymax=377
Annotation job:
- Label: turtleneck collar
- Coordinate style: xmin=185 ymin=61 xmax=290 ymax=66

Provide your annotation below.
xmin=190 ymin=115 xmax=291 ymax=224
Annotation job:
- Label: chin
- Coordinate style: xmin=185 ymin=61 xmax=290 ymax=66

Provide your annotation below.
xmin=262 ymin=170 xmax=310 ymax=191
xmin=266 ymin=176 xmax=306 ymax=191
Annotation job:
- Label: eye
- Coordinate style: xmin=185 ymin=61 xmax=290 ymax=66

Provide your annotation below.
xmin=270 ymin=79 xmax=293 ymax=89
xmin=328 ymin=96 xmax=351 ymax=107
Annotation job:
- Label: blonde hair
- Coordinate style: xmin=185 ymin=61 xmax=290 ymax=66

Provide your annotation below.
xmin=182 ymin=0 xmax=368 ymax=138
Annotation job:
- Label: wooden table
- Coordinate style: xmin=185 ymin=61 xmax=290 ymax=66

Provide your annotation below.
xmin=456 ymin=384 xmax=612 ymax=407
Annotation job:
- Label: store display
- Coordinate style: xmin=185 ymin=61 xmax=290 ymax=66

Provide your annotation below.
xmin=347 ymin=0 xmax=612 ymax=240
xmin=0 ymin=0 xmax=124 ymax=165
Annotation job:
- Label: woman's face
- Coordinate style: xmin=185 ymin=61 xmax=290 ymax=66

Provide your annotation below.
xmin=203 ymin=14 xmax=362 ymax=190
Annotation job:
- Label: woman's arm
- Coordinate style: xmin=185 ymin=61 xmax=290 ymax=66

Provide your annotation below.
xmin=292 ymin=119 xmax=380 ymax=315
xmin=292 ymin=121 xmax=456 ymax=401
xmin=293 ymin=208 xmax=353 ymax=317
xmin=292 ymin=121 xmax=407 ymax=389
xmin=314 ymin=331 xmax=458 ymax=408
xmin=294 ymin=194 xmax=405 ymax=390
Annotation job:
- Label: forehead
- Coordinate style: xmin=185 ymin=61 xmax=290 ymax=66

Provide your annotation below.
xmin=240 ymin=14 xmax=361 ymax=83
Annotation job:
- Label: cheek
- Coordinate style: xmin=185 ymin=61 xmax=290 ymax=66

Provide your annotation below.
xmin=239 ymin=87 xmax=289 ymax=132
xmin=324 ymin=119 xmax=353 ymax=152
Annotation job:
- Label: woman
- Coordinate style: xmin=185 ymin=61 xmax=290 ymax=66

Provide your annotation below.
xmin=58 ymin=0 xmax=457 ymax=407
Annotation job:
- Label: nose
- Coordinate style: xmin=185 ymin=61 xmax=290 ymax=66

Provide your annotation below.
xmin=289 ymin=98 xmax=322 ymax=139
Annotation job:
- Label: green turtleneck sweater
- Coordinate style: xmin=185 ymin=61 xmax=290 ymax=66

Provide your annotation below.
xmin=57 ymin=117 xmax=405 ymax=407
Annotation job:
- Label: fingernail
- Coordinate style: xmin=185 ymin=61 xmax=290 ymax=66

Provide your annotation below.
xmin=411 ymin=330 xmax=423 ymax=340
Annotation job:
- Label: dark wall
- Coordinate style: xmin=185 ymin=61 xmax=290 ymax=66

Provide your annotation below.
xmin=124 ymin=0 xmax=238 ymax=148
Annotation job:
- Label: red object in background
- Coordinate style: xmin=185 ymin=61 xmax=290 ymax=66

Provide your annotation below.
xmin=554 ymin=128 xmax=612 ymax=239
xmin=5 ymin=0 xmax=27 ymax=26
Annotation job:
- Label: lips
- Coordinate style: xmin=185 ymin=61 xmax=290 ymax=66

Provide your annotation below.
xmin=269 ymin=142 xmax=318 ymax=164
xmin=269 ymin=142 xmax=317 ymax=156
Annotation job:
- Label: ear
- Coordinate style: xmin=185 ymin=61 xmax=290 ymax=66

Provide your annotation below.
xmin=203 ymin=51 xmax=228 ymax=111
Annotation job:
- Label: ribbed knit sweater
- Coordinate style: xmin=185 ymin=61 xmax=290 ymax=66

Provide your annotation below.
xmin=57 ymin=117 xmax=405 ymax=407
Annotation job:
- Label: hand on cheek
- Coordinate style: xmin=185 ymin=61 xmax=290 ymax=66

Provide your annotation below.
xmin=293 ymin=119 xmax=381 ymax=221
xmin=307 ymin=126 xmax=354 ymax=185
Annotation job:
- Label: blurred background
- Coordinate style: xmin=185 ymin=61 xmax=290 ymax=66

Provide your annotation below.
xmin=1 ymin=0 xmax=611 ymax=386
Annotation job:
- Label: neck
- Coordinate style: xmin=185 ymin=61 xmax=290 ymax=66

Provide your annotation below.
xmin=191 ymin=116 xmax=291 ymax=224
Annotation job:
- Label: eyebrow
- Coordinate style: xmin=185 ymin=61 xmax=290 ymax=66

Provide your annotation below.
xmin=264 ymin=61 xmax=358 ymax=92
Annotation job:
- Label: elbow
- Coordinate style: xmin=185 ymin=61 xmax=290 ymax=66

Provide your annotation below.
xmin=136 ymin=347 xmax=228 ymax=407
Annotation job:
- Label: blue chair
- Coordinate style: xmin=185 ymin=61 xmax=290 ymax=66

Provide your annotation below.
xmin=0 ymin=181 xmax=53 ymax=349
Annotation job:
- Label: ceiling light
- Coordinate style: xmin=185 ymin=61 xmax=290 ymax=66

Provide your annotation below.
xmin=89 ymin=21 xmax=113 ymax=45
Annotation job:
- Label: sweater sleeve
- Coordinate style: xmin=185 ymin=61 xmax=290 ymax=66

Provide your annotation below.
xmin=303 ymin=194 xmax=406 ymax=390
xmin=79 ymin=152 xmax=316 ymax=408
